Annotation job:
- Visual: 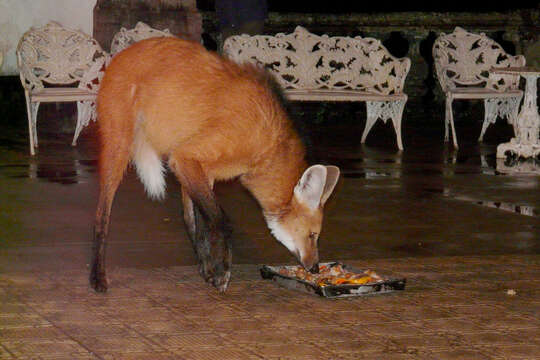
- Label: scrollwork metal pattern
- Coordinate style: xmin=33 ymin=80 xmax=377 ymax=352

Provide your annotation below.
xmin=224 ymin=26 xmax=410 ymax=95
xmin=16 ymin=22 xmax=109 ymax=154
xmin=433 ymin=27 xmax=525 ymax=92
xmin=110 ymin=22 xmax=174 ymax=56
xmin=432 ymin=27 xmax=526 ymax=148
xmin=17 ymin=21 xmax=108 ymax=92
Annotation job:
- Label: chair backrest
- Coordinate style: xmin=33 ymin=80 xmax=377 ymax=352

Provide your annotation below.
xmin=16 ymin=21 xmax=108 ymax=93
xmin=110 ymin=22 xmax=174 ymax=55
xmin=223 ymin=26 xmax=411 ymax=95
xmin=433 ymin=27 xmax=525 ymax=92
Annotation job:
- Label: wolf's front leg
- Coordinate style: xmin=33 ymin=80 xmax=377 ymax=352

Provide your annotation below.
xmin=175 ymin=159 xmax=232 ymax=292
xmin=191 ymin=200 xmax=232 ymax=291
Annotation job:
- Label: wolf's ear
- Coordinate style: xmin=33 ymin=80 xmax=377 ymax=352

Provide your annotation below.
xmin=294 ymin=165 xmax=327 ymax=210
xmin=321 ymin=165 xmax=340 ymax=206
xmin=294 ymin=165 xmax=340 ymax=210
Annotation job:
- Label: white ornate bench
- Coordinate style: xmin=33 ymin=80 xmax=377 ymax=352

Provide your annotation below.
xmin=223 ymin=26 xmax=411 ymax=150
xmin=433 ymin=27 xmax=525 ymax=148
xmin=110 ymin=21 xmax=174 ymax=56
xmin=17 ymin=21 xmax=109 ymax=155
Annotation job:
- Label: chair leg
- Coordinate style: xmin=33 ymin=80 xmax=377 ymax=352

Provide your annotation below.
xmin=390 ymin=100 xmax=406 ymax=151
xmin=24 ymin=96 xmax=34 ymax=156
xmin=444 ymin=97 xmax=450 ymax=143
xmin=361 ymin=102 xmax=379 ymax=145
xmin=479 ymin=98 xmax=498 ymax=142
xmin=73 ymin=101 xmax=93 ymax=146
xmin=24 ymin=93 xmax=39 ymax=155
xmin=507 ymin=95 xmax=522 ymax=139
xmin=32 ymin=102 xmax=39 ymax=149
xmin=361 ymin=115 xmax=378 ymax=145
xmin=392 ymin=118 xmax=403 ymax=151
xmin=446 ymin=97 xmax=458 ymax=148
xmin=364 ymin=101 xmax=406 ymax=150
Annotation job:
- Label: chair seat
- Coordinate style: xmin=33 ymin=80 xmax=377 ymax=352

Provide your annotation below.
xmin=30 ymin=87 xmax=97 ymax=103
xmin=448 ymin=88 xmax=522 ymax=100
xmin=284 ymin=89 xmax=407 ymax=102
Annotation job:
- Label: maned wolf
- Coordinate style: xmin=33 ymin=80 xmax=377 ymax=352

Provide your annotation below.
xmin=91 ymin=37 xmax=340 ymax=293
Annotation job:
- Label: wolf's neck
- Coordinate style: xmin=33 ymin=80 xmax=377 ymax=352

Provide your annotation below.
xmin=241 ymin=136 xmax=307 ymax=216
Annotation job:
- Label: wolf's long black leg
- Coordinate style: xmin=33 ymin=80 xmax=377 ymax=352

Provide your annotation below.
xmin=173 ymin=157 xmax=232 ymax=292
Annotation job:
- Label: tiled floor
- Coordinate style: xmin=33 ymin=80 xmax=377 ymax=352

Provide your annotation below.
xmin=1 ymin=99 xmax=539 ymax=358
xmin=1 ymin=256 xmax=539 ymax=359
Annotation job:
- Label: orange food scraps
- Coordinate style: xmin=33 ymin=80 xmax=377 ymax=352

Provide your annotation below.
xmin=278 ymin=264 xmax=382 ymax=287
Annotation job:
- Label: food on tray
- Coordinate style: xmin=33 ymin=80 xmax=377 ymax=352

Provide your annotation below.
xmin=277 ymin=263 xmax=383 ymax=287
xmin=261 ymin=262 xmax=406 ymax=298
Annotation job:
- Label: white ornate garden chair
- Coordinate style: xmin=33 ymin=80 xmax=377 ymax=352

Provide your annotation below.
xmin=110 ymin=21 xmax=174 ymax=56
xmin=433 ymin=27 xmax=525 ymax=148
xmin=17 ymin=21 xmax=109 ymax=155
xmin=224 ymin=26 xmax=411 ymax=150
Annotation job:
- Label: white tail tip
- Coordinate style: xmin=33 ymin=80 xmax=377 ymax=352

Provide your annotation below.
xmin=132 ymin=132 xmax=166 ymax=201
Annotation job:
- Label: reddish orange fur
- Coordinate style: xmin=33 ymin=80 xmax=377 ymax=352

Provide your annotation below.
xmin=90 ymin=37 xmax=339 ymax=293
xmin=97 ymin=37 xmax=307 ymax=212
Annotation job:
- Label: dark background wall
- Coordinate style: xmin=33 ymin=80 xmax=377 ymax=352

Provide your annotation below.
xmin=199 ymin=9 xmax=538 ymax=109
xmin=94 ymin=0 xmax=202 ymax=52
xmin=194 ymin=2 xmax=537 ymax=125
xmin=196 ymin=0 xmax=538 ymax=13
xmin=3 ymin=1 xmax=538 ymax=135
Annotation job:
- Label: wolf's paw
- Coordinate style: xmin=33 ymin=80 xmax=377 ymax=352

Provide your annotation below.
xmin=210 ymin=270 xmax=231 ymax=293
xmin=199 ymin=258 xmax=231 ymax=293
xmin=90 ymin=267 xmax=108 ymax=293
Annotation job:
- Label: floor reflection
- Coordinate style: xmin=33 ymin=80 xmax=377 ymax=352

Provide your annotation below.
xmin=0 ymin=116 xmax=539 ymax=270
xmin=496 ymin=156 xmax=540 ymax=175
xmin=450 ymin=194 xmax=538 ymax=217
xmin=1 ymin=160 xmax=96 ymax=185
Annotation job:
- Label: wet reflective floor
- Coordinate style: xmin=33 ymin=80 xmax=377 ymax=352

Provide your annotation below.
xmin=2 ymin=115 xmax=538 ymax=272
xmin=1 ymin=107 xmax=539 ymax=359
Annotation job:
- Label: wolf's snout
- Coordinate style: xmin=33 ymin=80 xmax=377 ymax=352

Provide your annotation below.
xmin=300 ymin=251 xmax=319 ymax=274
xmin=308 ymin=263 xmax=319 ymax=274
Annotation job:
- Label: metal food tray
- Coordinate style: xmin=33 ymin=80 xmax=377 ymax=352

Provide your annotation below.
xmin=260 ymin=262 xmax=406 ymax=298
